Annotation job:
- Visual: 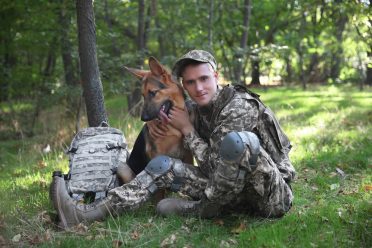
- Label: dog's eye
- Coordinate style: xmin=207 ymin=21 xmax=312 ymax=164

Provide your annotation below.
xmin=149 ymin=90 xmax=157 ymax=97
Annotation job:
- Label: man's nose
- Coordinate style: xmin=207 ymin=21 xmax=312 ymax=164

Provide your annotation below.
xmin=195 ymin=82 xmax=203 ymax=91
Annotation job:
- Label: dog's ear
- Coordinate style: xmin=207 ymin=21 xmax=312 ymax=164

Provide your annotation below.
xmin=148 ymin=57 xmax=166 ymax=77
xmin=124 ymin=66 xmax=147 ymax=80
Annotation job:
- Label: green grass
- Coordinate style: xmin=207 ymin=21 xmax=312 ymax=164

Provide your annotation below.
xmin=0 ymin=85 xmax=371 ymax=247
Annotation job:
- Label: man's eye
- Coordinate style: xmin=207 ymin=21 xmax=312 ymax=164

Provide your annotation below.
xmin=201 ymin=76 xmax=208 ymax=81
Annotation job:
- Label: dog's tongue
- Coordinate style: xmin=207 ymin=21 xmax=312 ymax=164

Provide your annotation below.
xmin=158 ymin=109 xmax=170 ymax=124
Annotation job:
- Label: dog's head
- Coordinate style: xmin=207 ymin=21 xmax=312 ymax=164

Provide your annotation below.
xmin=125 ymin=57 xmax=185 ymax=122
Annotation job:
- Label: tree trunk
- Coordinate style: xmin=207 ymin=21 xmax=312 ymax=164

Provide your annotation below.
xmin=127 ymin=0 xmax=146 ymax=117
xmin=250 ymin=59 xmax=261 ymax=85
xmin=152 ymin=0 xmax=164 ymax=58
xmin=31 ymin=37 xmax=57 ymax=135
xmin=76 ymin=0 xmax=107 ymax=127
xmin=233 ymin=0 xmax=251 ymax=85
xmin=299 ymin=12 xmax=307 ymax=90
xmin=365 ymin=50 xmax=372 ymax=87
xmin=208 ymin=0 xmax=214 ymax=50
xmin=1 ymin=24 xmax=17 ymax=102
xmin=137 ymin=0 xmax=146 ymax=62
xmin=285 ymin=55 xmax=293 ymax=84
xmin=103 ymin=0 xmax=120 ymax=56
xmin=330 ymin=15 xmax=347 ymax=82
xmin=60 ymin=0 xmax=77 ymax=86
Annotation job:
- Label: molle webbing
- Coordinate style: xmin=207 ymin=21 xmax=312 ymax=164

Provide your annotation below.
xmin=67 ymin=127 xmax=127 ymax=194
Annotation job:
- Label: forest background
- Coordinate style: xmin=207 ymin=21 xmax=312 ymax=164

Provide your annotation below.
xmin=0 ymin=0 xmax=371 ymax=247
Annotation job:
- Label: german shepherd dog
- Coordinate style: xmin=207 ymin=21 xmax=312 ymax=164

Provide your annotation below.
xmin=124 ymin=57 xmax=193 ymax=176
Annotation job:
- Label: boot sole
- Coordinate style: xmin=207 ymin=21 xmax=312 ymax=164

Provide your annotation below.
xmin=50 ymin=176 xmax=72 ymax=229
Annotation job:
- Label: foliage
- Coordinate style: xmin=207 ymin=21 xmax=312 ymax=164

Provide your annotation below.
xmin=0 ymin=85 xmax=370 ymax=247
xmin=0 ymin=0 xmax=370 ymax=102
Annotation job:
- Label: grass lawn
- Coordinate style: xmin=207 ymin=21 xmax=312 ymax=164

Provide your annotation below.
xmin=0 ymin=85 xmax=371 ymax=247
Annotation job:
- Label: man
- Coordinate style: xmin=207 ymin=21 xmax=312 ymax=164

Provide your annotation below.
xmin=55 ymin=50 xmax=295 ymax=226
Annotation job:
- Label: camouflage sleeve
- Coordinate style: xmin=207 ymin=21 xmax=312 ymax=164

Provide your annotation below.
xmin=184 ymin=130 xmax=210 ymax=168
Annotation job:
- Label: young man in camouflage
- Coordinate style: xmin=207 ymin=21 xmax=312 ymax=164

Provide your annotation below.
xmin=56 ymin=50 xmax=295 ymax=226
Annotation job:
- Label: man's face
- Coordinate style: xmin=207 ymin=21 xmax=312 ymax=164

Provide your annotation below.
xmin=181 ymin=63 xmax=218 ymax=107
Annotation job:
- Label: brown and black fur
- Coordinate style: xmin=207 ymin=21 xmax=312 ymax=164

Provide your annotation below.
xmin=125 ymin=57 xmax=193 ymax=175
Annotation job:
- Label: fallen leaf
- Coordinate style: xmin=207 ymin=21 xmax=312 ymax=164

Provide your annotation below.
xmin=231 ymin=223 xmax=246 ymax=234
xmin=38 ymin=179 xmax=48 ymax=188
xmin=73 ymin=223 xmax=88 ymax=234
xmin=130 ymin=230 xmax=140 ymax=240
xmin=12 ymin=234 xmax=21 ymax=243
xmin=112 ymin=239 xmax=123 ymax=248
xmin=214 ymin=219 xmax=224 ymax=226
xmin=160 ymin=234 xmax=177 ymax=248
xmin=329 ymin=172 xmax=337 ymax=177
xmin=37 ymin=211 xmax=52 ymax=225
xmin=38 ymin=160 xmax=47 ymax=169
xmin=29 ymin=235 xmax=42 ymax=245
xmin=143 ymin=223 xmax=153 ymax=228
xmin=364 ymin=185 xmax=372 ymax=191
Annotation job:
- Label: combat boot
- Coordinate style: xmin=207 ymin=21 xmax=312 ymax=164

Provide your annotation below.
xmin=50 ymin=173 xmax=114 ymax=229
xmin=156 ymin=198 xmax=200 ymax=217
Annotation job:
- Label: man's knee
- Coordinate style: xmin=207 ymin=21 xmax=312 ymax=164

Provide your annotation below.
xmin=145 ymin=155 xmax=186 ymax=178
xmin=145 ymin=155 xmax=172 ymax=177
xmin=219 ymin=131 xmax=260 ymax=168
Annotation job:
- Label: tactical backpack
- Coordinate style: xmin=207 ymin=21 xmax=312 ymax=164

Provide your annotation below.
xmin=55 ymin=126 xmax=128 ymax=202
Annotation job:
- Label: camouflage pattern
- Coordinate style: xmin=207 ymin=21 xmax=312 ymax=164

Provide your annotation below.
xmin=172 ymin=50 xmax=217 ymax=77
xmin=183 ymin=86 xmax=295 ymax=217
xmin=67 ymin=127 xmax=128 ymax=195
xmin=108 ymin=85 xmax=295 ymax=218
xmin=108 ymin=158 xmax=208 ymax=211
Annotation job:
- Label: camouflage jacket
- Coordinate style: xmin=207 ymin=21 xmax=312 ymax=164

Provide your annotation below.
xmin=184 ymin=85 xmax=295 ymax=203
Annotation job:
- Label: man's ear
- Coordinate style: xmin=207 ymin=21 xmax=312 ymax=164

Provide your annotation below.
xmin=214 ymin=71 xmax=219 ymax=80
xmin=123 ymin=66 xmax=147 ymax=80
xmin=148 ymin=57 xmax=166 ymax=77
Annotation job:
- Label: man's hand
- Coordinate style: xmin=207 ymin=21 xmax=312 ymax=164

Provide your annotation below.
xmin=147 ymin=120 xmax=169 ymax=139
xmin=161 ymin=107 xmax=194 ymax=136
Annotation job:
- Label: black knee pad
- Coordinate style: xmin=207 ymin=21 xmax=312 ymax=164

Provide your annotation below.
xmin=145 ymin=155 xmax=172 ymax=177
xmin=220 ymin=131 xmax=260 ymax=164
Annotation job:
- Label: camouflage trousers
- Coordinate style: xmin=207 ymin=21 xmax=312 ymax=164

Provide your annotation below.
xmin=108 ymin=147 xmax=293 ymax=218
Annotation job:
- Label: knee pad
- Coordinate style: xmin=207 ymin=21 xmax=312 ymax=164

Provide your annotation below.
xmin=145 ymin=155 xmax=172 ymax=177
xmin=143 ymin=155 xmax=186 ymax=192
xmin=220 ymin=131 xmax=260 ymax=165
